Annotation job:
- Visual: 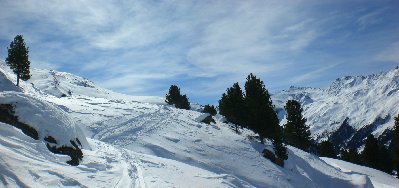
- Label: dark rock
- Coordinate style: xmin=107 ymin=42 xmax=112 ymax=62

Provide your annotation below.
xmin=0 ymin=104 xmax=83 ymax=166
xmin=347 ymin=115 xmax=390 ymax=148
xmin=46 ymin=143 xmax=83 ymax=166
xmin=44 ymin=136 xmax=57 ymax=144
xmin=0 ymin=104 xmax=38 ymax=140
xmin=329 ymin=118 xmax=355 ymax=149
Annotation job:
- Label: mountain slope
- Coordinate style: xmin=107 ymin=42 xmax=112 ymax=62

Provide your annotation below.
xmin=273 ymin=67 xmax=399 ymax=148
xmin=0 ymin=60 xmax=397 ymax=187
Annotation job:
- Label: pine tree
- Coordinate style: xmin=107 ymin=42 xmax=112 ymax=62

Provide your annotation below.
xmin=340 ymin=148 xmax=362 ymax=165
xmin=165 ymin=85 xmax=190 ymax=110
xmin=361 ymin=135 xmax=380 ymax=169
xmin=218 ymin=83 xmax=245 ymax=133
xmin=165 ymin=85 xmax=181 ymax=105
xmin=318 ymin=140 xmax=336 ymax=158
xmin=5 ymin=35 xmax=31 ymax=86
xmin=273 ymin=133 xmax=288 ymax=161
xmin=378 ymin=145 xmax=393 ymax=173
xmin=283 ymin=100 xmax=312 ymax=151
xmin=203 ymin=104 xmax=217 ymax=116
xmin=175 ymin=94 xmax=190 ymax=110
xmin=393 ymin=114 xmax=399 ymax=178
xmin=244 ymin=73 xmax=279 ymax=143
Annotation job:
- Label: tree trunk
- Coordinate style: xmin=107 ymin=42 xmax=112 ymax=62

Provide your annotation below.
xmin=16 ymin=74 xmax=20 ymax=87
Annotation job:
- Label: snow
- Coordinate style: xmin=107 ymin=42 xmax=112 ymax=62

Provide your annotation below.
xmin=0 ymin=91 xmax=88 ymax=149
xmin=273 ymin=68 xmax=399 ymax=141
xmin=322 ymin=157 xmax=399 ymax=188
xmin=0 ymin=59 xmax=397 ymax=187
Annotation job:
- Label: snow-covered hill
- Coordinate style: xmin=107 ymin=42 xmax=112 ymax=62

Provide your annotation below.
xmin=273 ymin=67 xmax=399 ymax=148
xmin=0 ymin=59 xmax=398 ymax=187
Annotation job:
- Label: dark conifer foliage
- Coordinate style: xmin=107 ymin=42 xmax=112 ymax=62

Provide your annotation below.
xmin=166 ymin=85 xmax=181 ymax=105
xmin=203 ymin=104 xmax=217 ymax=116
xmin=175 ymin=94 xmax=190 ymax=110
xmin=361 ymin=135 xmax=380 ymax=169
xmin=283 ymin=100 xmax=312 ymax=151
xmin=378 ymin=145 xmax=393 ymax=173
xmin=165 ymin=85 xmax=190 ymax=110
xmin=340 ymin=148 xmax=362 ymax=165
xmin=244 ymin=74 xmax=279 ymax=143
xmin=5 ymin=35 xmax=31 ymax=86
xmin=218 ymin=82 xmax=245 ymax=133
xmin=318 ymin=140 xmax=336 ymax=158
xmin=393 ymin=114 xmax=399 ymax=178
xmin=273 ymin=134 xmax=288 ymax=161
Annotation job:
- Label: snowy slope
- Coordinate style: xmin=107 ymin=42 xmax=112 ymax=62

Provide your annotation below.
xmin=273 ymin=67 xmax=399 ymax=147
xmin=322 ymin=157 xmax=399 ymax=188
xmin=0 ymin=60 xmax=164 ymax=104
xmin=0 ymin=60 xmax=398 ymax=187
xmin=0 ymin=91 xmax=88 ymax=148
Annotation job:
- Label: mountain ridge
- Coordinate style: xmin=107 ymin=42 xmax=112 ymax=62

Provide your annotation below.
xmin=0 ymin=59 xmax=398 ymax=187
xmin=273 ymin=66 xmax=399 ymax=149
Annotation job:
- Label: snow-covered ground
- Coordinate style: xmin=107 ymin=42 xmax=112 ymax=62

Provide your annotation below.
xmin=322 ymin=157 xmax=399 ymax=188
xmin=1 ymin=59 xmax=398 ymax=187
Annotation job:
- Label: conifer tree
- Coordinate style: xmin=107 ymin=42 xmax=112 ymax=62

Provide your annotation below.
xmin=6 ymin=35 xmax=31 ymax=86
xmin=273 ymin=133 xmax=288 ymax=160
xmin=318 ymin=140 xmax=336 ymax=158
xmin=165 ymin=85 xmax=181 ymax=105
xmin=283 ymin=100 xmax=312 ymax=151
xmin=340 ymin=148 xmax=362 ymax=165
xmin=203 ymin=104 xmax=217 ymax=116
xmin=378 ymin=145 xmax=393 ymax=173
xmin=392 ymin=114 xmax=399 ymax=178
xmin=175 ymin=94 xmax=190 ymax=110
xmin=244 ymin=73 xmax=279 ymax=143
xmin=165 ymin=85 xmax=190 ymax=110
xmin=218 ymin=83 xmax=245 ymax=133
xmin=361 ymin=135 xmax=380 ymax=169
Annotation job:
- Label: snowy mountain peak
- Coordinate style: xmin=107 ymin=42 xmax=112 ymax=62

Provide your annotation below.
xmin=328 ymin=67 xmax=399 ymax=96
xmin=0 ymin=59 xmax=398 ymax=187
xmin=274 ymin=66 xmax=399 ymax=151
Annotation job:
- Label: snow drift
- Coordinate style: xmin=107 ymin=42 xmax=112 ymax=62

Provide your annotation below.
xmin=1 ymin=59 xmax=398 ymax=187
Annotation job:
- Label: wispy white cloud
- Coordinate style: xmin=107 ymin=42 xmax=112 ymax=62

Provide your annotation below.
xmin=290 ymin=63 xmax=339 ymax=84
xmin=0 ymin=0 xmax=398 ymax=103
xmin=357 ymin=8 xmax=386 ymax=30
xmin=375 ymin=41 xmax=399 ymax=63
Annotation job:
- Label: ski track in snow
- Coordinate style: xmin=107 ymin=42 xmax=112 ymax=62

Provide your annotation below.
xmin=0 ymin=59 xmax=398 ymax=187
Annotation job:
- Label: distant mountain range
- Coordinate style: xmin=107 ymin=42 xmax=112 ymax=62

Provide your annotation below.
xmin=273 ymin=66 xmax=399 ymax=149
xmin=1 ymin=59 xmax=398 ymax=187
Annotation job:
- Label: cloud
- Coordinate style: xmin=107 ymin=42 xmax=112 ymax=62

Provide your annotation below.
xmin=1 ymin=0 xmax=398 ymax=104
xmin=375 ymin=41 xmax=399 ymax=63
xmin=357 ymin=8 xmax=386 ymax=30
xmin=290 ymin=64 xmax=339 ymax=84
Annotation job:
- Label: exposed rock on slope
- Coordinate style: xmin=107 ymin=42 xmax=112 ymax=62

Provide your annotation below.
xmin=273 ymin=67 xmax=399 ymax=149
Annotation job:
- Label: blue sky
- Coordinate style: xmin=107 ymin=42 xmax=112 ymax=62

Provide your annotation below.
xmin=1 ymin=0 xmax=398 ymax=104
